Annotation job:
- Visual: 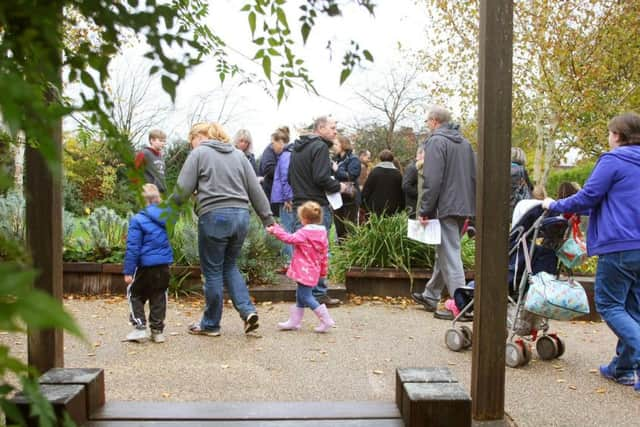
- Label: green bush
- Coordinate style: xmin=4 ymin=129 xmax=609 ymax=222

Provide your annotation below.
xmin=237 ymin=212 xmax=285 ymax=286
xmin=545 ymin=161 xmax=595 ymax=198
xmin=65 ymin=207 xmax=128 ymax=263
xmin=170 ymin=212 xmax=199 ymax=265
xmin=329 ymin=212 xmax=476 ymax=284
xmin=0 ymin=190 xmax=25 ymax=241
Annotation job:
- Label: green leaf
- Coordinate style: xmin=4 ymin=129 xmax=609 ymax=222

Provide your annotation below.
xmin=240 ymin=4 xmax=251 ymax=12
xmin=276 ymin=8 xmax=288 ymax=28
xmin=363 ymin=50 xmax=374 ymax=62
xmin=301 ymin=22 xmax=311 ymax=43
xmin=161 ymin=75 xmax=177 ymax=102
xmin=262 ymin=56 xmax=272 ymax=81
xmin=248 ymin=11 xmax=257 ymax=36
xmin=277 ymin=82 xmax=285 ymax=103
xmin=339 ymin=68 xmax=351 ymax=84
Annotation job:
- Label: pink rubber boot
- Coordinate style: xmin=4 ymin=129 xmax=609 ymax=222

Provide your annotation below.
xmin=444 ymin=298 xmax=461 ymax=317
xmin=313 ymin=304 xmax=335 ymax=333
xmin=277 ymin=305 xmax=304 ymax=330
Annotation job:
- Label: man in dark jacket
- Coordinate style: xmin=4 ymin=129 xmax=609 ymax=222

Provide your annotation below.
xmin=289 ymin=116 xmax=344 ymax=306
xmin=411 ymin=106 xmax=476 ymax=320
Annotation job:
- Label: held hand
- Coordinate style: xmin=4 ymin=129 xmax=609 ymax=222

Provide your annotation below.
xmin=124 ymin=275 xmax=133 ymax=284
xmin=542 ymin=197 xmax=555 ymax=210
xmin=339 ymin=182 xmax=347 ymax=192
xmin=266 ymin=224 xmax=276 ymax=234
xmin=419 ymin=215 xmax=429 ymax=226
xmin=332 ymin=161 xmax=338 ymax=172
xmin=284 ymin=201 xmax=293 ymax=212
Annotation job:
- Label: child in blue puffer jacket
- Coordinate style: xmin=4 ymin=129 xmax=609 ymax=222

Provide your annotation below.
xmin=123 ymin=184 xmax=174 ymax=343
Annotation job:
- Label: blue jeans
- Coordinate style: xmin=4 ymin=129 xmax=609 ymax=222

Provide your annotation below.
xmin=198 ymin=208 xmax=256 ymax=331
xmin=278 ymin=204 xmax=296 ymax=262
xmin=293 ymin=204 xmax=332 ymax=298
xmin=296 ymin=284 xmax=320 ymax=310
xmin=594 ymin=250 xmax=640 ymax=374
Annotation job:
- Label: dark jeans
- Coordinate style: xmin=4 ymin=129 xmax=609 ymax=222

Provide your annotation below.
xmin=293 ymin=204 xmax=332 ymax=298
xmin=595 ymin=249 xmax=640 ymax=374
xmin=127 ymin=265 xmax=169 ymax=332
xmin=198 ymin=208 xmax=257 ymax=332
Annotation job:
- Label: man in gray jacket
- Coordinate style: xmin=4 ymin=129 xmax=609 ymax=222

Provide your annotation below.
xmin=411 ymin=106 xmax=476 ymax=320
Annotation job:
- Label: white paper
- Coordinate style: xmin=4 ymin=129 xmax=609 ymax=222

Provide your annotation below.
xmin=407 ymin=219 xmax=441 ymax=245
xmin=326 ymin=192 xmax=343 ymax=210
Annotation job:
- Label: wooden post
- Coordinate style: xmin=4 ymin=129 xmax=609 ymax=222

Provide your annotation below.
xmin=472 ymin=0 xmax=513 ymax=421
xmin=25 ymin=1 xmax=64 ymax=373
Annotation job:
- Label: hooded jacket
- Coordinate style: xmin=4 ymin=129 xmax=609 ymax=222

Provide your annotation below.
xmin=268 ymin=223 xmax=328 ymax=286
xmin=288 ymin=134 xmax=341 ymax=206
xmin=271 ymin=144 xmax=293 ymax=203
xmin=419 ymin=124 xmax=476 ymax=219
xmin=550 ymin=145 xmax=640 ymax=255
xmin=171 ymin=140 xmax=274 ymax=226
xmin=123 ymin=204 xmax=173 ymax=275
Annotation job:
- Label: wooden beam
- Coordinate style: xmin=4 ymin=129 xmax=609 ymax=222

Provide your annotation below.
xmin=25 ymin=1 xmax=64 ymax=372
xmin=25 ymin=119 xmax=64 ymax=372
xmin=472 ymin=0 xmax=513 ymax=421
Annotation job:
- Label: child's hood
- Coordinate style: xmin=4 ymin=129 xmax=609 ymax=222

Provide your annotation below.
xmin=141 ymin=204 xmax=168 ymax=226
xmin=302 ymin=224 xmax=328 ymax=250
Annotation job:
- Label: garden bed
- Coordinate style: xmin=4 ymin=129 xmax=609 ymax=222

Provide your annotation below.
xmin=345 ymin=267 xmax=599 ymax=322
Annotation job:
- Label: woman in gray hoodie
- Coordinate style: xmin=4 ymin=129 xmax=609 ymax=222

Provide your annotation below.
xmin=172 ymin=122 xmax=274 ymax=336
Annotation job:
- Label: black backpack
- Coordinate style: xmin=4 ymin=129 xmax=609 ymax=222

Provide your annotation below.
xmin=510 ymin=163 xmax=531 ymax=212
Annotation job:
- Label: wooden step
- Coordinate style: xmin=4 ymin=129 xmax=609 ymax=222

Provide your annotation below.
xmin=88 ymin=401 xmax=401 ymax=426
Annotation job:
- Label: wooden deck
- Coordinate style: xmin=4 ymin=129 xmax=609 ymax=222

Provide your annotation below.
xmin=85 ymin=401 xmax=403 ymax=426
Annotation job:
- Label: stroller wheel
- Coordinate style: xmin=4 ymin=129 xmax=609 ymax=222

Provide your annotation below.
xmin=536 ymin=335 xmax=559 ymax=360
xmin=551 ymin=335 xmax=565 ymax=358
xmin=505 ymin=342 xmax=525 ymax=368
xmin=445 ymin=328 xmax=465 ymax=352
xmin=460 ymin=325 xmax=473 ymax=349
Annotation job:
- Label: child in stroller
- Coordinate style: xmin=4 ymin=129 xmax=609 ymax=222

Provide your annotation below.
xmin=444 ymin=203 xmax=570 ymax=368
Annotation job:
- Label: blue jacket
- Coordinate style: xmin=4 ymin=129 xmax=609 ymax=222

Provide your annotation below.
xmin=550 ymin=145 xmax=640 ymax=256
xmin=123 ymin=204 xmax=174 ymax=275
xmin=271 ymin=145 xmax=293 ymax=203
xmin=334 ymin=150 xmax=361 ymax=205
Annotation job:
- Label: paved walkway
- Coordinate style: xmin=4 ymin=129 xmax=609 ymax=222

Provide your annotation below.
xmin=3 ymin=296 xmax=637 ymax=426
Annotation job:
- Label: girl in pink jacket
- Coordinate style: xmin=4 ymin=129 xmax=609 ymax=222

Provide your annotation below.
xmin=267 ymin=201 xmax=335 ymax=332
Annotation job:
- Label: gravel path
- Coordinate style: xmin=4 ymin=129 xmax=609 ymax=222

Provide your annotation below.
xmin=2 ymin=296 xmax=637 ymax=426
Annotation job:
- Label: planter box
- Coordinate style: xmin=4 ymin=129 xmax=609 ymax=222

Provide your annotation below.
xmin=63 ymin=263 xmax=202 ymax=295
xmin=346 ymin=267 xmax=599 ymax=322
xmin=345 ymin=267 xmax=474 ymax=298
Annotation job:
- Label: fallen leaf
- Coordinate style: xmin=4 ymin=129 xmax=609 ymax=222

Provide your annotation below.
xmin=568 ymin=385 xmax=577 ymax=390
xmin=261 ymin=301 xmax=273 ymax=306
xmin=408 ymin=336 xmax=414 ymax=340
xmin=93 ymin=342 xmax=101 ymax=347
xmin=319 ymin=350 xmax=328 ymax=355
xmin=447 ymin=361 xmax=457 ymax=366
xmin=354 ymin=335 xmax=362 ymax=339
xmin=128 ymin=351 xmax=137 ymax=355
xmin=221 ymin=364 xmax=229 ymax=369
xmin=87 ymin=353 xmax=96 ymax=357
xmin=589 ymin=369 xmax=598 ymax=374
xmin=595 ymin=388 xmax=606 ymax=394
xmin=169 ymin=332 xmax=179 ymax=336
xmin=373 ymin=370 xmax=383 ymax=375
xmin=161 ymin=392 xmax=170 ymax=398
xmin=557 ymin=379 xmax=566 ymax=383
xmin=384 ymin=358 xmax=392 ymax=362
xmin=552 ymin=364 xmax=563 ymax=369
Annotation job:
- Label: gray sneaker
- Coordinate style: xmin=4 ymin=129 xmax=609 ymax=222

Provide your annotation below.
xmin=151 ymin=330 xmax=165 ymax=343
xmin=126 ymin=328 xmax=148 ymax=342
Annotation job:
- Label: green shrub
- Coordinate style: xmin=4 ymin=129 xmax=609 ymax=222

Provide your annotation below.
xmin=170 ymin=212 xmax=199 ymax=265
xmin=329 ymin=212 xmax=476 ymax=284
xmin=545 ymin=161 xmax=595 ymax=198
xmin=237 ymin=212 xmax=285 ymax=286
xmin=0 ymin=190 xmax=25 ymax=241
xmin=65 ymin=207 xmax=128 ymax=263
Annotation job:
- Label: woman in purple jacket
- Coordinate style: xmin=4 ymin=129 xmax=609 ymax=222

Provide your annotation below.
xmin=270 ymin=126 xmax=294 ymax=263
xmin=543 ymin=112 xmax=640 ymax=393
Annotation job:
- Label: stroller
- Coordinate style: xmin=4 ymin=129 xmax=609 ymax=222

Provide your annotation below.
xmin=444 ymin=204 xmax=569 ymax=368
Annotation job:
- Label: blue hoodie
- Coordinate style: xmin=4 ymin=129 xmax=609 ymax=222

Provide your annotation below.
xmin=550 ymin=145 xmax=640 ymax=256
xmin=123 ymin=204 xmax=174 ymax=275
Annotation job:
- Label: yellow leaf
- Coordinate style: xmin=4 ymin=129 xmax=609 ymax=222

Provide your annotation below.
xmin=373 ymin=370 xmax=383 ymax=375
xmin=557 ymin=379 xmax=566 ymax=383
xmin=221 ymin=364 xmax=229 ymax=369
xmin=595 ymin=388 xmax=606 ymax=394
xmin=161 ymin=392 xmax=170 ymax=398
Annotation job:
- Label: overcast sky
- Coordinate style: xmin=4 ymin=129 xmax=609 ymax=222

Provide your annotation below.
xmin=97 ymin=1 xmax=432 ymax=155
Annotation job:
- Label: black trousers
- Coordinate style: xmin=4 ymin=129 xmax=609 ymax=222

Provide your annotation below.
xmin=334 ymin=202 xmax=359 ymax=242
xmin=127 ymin=265 xmax=169 ymax=332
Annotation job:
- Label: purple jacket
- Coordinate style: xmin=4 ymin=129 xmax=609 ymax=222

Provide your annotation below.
xmin=271 ymin=146 xmax=293 ymax=203
xmin=550 ymin=145 xmax=640 ymax=256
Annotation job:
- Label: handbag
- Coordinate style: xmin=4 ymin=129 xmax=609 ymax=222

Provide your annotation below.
xmin=557 ymin=217 xmax=587 ymax=270
xmin=340 ymin=181 xmax=356 ymax=200
xmin=521 ymin=237 xmax=590 ymax=320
